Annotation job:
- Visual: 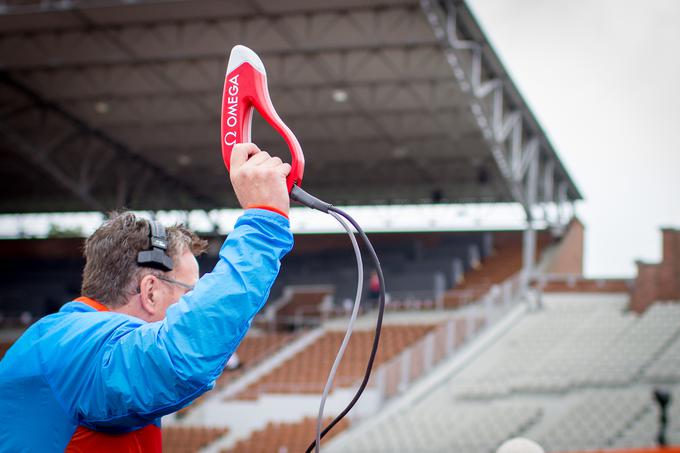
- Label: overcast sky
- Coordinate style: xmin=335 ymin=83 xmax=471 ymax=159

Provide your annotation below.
xmin=467 ymin=0 xmax=680 ymax=277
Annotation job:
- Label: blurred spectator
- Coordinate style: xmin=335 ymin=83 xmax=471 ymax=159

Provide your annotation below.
xmin=19 ymin=311 xmax=33 ymax=326
xmin=368 ymin=270 xmax=380 ymax=301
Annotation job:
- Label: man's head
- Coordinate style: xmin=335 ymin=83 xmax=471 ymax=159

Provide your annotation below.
xmin=81 ymin=212 xmax=207 ymax=321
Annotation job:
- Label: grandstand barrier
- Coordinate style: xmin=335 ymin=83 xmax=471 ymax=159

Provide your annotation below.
xmin=534 ymin=273 xmax=633 ymax=293
xmin=383 ymin=289 xmax=437 ymax=310
xmin=436 ymin=269 xmax=525 ymax=310
xmin=362 ymin=272 xmax=527 ymax=415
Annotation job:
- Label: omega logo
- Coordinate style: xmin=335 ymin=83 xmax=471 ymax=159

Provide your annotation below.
xmin=224 ymin=74 xmax=240 ymax=146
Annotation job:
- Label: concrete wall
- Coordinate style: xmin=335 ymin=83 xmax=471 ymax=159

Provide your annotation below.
xmin=545 ymin=218 xmax=584 ymax=275
xmin=630 ymin=228 xmax=680 ymax=313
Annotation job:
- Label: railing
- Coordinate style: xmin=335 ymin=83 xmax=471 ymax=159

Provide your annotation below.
xmin=241 ymin=378 xmax=360 ymax=395
xmin=380 ymin=290 xmax=436 ymax=310
xmin=533 ymin=273 xmax=633 ymax=293
xmin=236 ymin=273 xmax=527 ymax=401
xmin=437 ymin=284 xmax=494 ymax=309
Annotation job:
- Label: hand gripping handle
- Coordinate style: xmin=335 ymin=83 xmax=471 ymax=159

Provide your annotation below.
xmin=221 ymin=45 xmax=305 ymax=193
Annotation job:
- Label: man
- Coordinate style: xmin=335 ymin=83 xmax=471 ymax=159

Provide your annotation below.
xmin=0 ymin=144 xmax=292 ymax=452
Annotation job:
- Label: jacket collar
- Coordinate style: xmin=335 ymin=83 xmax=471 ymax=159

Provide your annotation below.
xmin=73 ymin=296 xmax=110 ymax=312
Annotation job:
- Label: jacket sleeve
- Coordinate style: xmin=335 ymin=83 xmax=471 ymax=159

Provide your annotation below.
xmin=47 ymin=209 xmax=293 ymax=431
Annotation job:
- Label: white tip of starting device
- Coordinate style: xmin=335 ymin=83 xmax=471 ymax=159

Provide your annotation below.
xmin=496 ymin=438 xmax=545 ymax=453
xmin=227 ymin=45 xmax=266 ymax=75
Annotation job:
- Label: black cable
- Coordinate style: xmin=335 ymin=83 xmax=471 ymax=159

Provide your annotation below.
xmin=290 ymin=186 xmax=386 ymax=453
xmin=307 ymin=206 xmax=386 ymax=452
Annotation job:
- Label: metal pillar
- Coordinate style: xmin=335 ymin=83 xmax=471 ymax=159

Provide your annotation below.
xmin=522 ymin=152 xmax=539 ymax=280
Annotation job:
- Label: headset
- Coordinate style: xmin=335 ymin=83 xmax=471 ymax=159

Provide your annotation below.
xmin=136 ymin=219 xmax=174 ymax=272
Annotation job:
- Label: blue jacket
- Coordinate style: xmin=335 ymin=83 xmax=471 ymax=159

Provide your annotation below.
xmin=0 ymin=209 xmax=293 ymax=452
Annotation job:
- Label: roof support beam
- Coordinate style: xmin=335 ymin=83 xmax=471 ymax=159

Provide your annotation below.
xmin=244 ymin=0 xmax=442 ymax=187
xmin=93 ymin=106 xmax=467 ymax=133
xmin=0 ymin=122 xmax=106 ymax=212
xmin=0 ymin=0 xmax=174 ymax=16
xmin=0 ymin=71 xmax=219 ymax=212
xmin=39 ymin=76 xmax=457 ymax=104
xmin=0 ymin=5 xmax=433 ymax=70
xmin=421 ymin=0 xmax=574 ymax=231
xmin=421 ymin=0 xmax=534 ymax=217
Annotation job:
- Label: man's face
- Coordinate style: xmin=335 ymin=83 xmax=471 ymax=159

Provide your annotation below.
xmin=151 ymin=248 xmax=199 ymax=321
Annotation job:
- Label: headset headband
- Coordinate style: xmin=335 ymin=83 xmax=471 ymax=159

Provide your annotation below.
xmin=136 ymin=219 xmax=174 ymax=271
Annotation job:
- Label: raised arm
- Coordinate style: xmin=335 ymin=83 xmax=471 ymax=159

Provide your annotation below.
xmin=45 ymin=143 xmax=294 ymax=431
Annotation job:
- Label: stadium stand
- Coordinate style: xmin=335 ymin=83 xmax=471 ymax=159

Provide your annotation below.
xmin=0 ymin=230 xmax=509 ymax=323
xmin=213 ymin=332 xmax=297 ymax=389
xmin=161 ymin=426 xmax=228 ymax=453
xmin=577 ymin=302 xmax=680 ymax=387
xmin=441 ymin=232 xmax=552 ymax=309
xmin=176 ymin=331 xmax=296 ymax=417
xmin=233 ymin=324 xmax=437 ymax=399
xmin=263 ymin=286 xmax=334 ymax=330
xmin=265 ymin=231 xmax=495 ymax=319
xmin=332 ymin=399 xmax=542 ymax=453
xmin=612 ymin=407 xmax=659 ymax=449
xmin=177 ymin=290 xmax=523 ymax=451
xmin=221 ymin=417 xmax=348 ymax=453
xmin=246 ymin=229 xmax=549 ymax=329
xmin=324 ymin=293 xmax=680 ymax=453
xmin=670 ymin=386 xmax=680 ymax=444
xmin=645 ymin=325 xmax=680 ymax=381
xmin=0 ymin=341 xmax=14 ymax=360
xmin=449 ymin=298 xmax=680 ymax=397
xmin=536 ymin=388 xmax=653 ymax=452
xmin=0 ymin=259 xmax=82 ymax=319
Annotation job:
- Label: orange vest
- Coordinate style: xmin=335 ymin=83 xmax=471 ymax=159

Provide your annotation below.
xmin=66 ymin=424 xmax=161 ymax=453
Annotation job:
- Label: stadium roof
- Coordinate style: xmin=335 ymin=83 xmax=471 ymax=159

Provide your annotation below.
xmin=0 ymin=0 xmax=581 ymax=216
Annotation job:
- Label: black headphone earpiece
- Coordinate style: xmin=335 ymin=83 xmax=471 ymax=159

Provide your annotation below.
xmin=137 ymin=219 xmax=174 ymax=271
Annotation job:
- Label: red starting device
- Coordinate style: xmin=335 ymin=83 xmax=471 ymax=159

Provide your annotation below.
xmin=219 ymin=44 xmax=386 ymax=453
xmin=220 ymin=45 xmax=305 ymax=193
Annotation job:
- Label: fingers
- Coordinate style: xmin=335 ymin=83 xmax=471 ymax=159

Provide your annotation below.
xmin=261 ymin=156 xmax=283 ymax=168
xmin=229 ymin=143 xmax=291 ymax=214
xmin=243 ymin=150 xmax=289 ymax=173
xmin=245 ymin=150 xmax=272 ymax=167
xmin=231 ymin=142 xmax=289 ymax=178
xmin=277 ymin=163 xmax=292 ymax=177
xmin=230 ymin=143 xmax=260 ymax=170
xmin=261 ymin=157 xmax=291 ymax=177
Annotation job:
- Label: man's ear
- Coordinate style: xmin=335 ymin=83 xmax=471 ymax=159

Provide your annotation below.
xmin=138 ymin=274 xmax=159 ymax=317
